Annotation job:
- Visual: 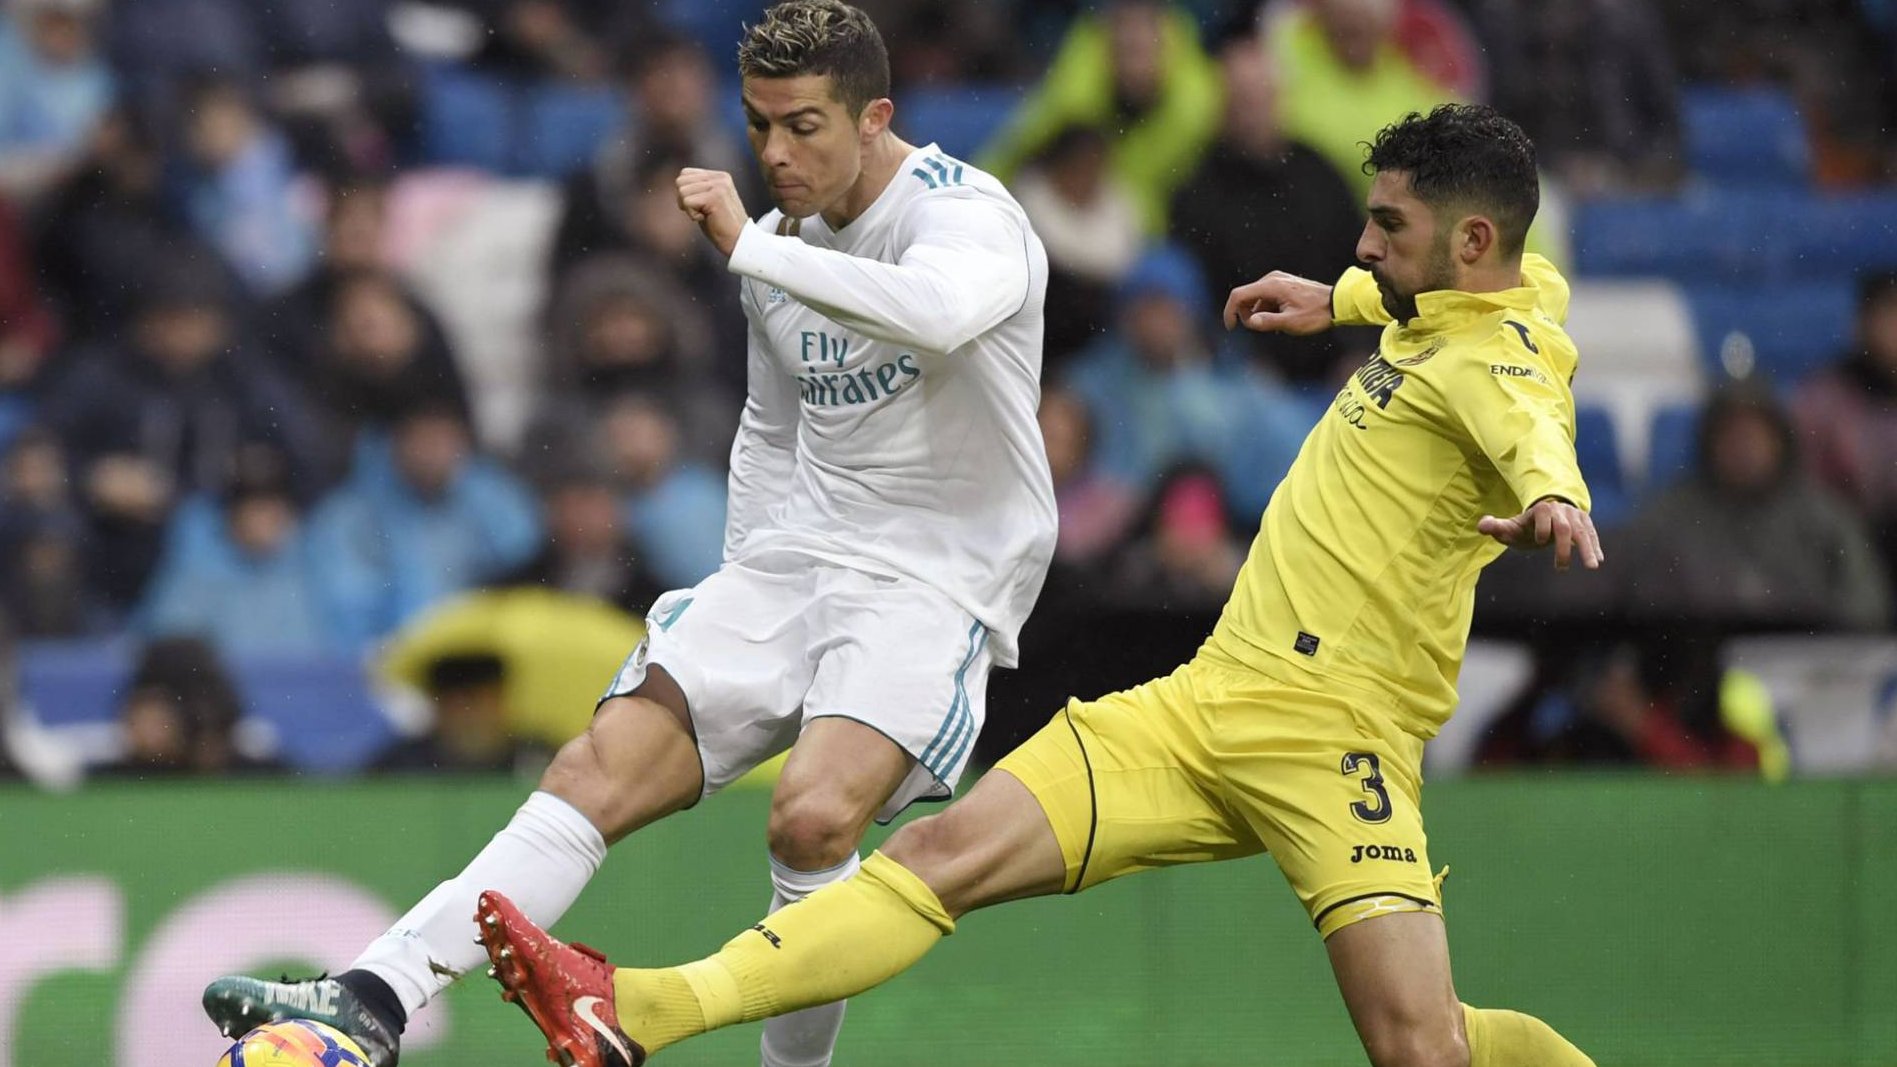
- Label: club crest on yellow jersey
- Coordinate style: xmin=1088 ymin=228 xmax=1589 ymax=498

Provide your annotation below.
xmin=1392 ymin=336 xmax=1447 ymax=366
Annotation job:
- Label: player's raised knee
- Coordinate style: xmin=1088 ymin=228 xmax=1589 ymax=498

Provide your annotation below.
xmin=878 ymin=806 xmax=1000 ymax=912
xmin=767 ymin=790 xmax=865 ymax=870
xmin=880 ymin=808 xmax=970 ymax=871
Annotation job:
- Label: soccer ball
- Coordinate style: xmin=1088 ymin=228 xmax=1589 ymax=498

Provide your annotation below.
xmin=215 ymin=1019 xmax=372 ymax=1067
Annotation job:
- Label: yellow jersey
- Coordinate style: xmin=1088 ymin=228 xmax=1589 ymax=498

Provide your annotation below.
xmin=1205 ymin=254 xmax=1590 ymax=738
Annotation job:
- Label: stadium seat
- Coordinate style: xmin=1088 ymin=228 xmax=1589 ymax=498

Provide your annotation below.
xmin=662 ymin=0 xmax=759 ymax=57
xmin=419 ymin=63 xmax=516 ymax=173
xmin=400 ymin=175 xmax=564 ymax=450
xmin=522 ymin=83 xmax=624 ymax=178
xmin=1573 ymin=406 xmax=1631 ymax=527
xmin=1646 ymin=402 xmax=1701 ymax=489
xmin=16 ymin=638 xmax=127 ymax=728
xmin=0 ymin=392 xmax=33 ymax=456
xmin=1681 ymin=85 xmax=1812 ymax=189
xmin=1565 ymin=279 xmax=1707 ymax=480
xmin=1683 ymin=281 xmax=1855 ymax=384
xmin=233 ymin=652 xmax=399 ymax=772
xmin=897 ymin=84 xmax=1028 ymax=162
xmin=1726 ymin=635 xmax=1897 ymax=773
xmin=17 ymin=640 xmax=398 ymax=774
xmin=1571 ymin=190 xmax=1781 ymax=285
xmin=1777 ymin=193 xmax=1897 ymax=281
xmin=422 ymin=64 xmax=624 ymax=178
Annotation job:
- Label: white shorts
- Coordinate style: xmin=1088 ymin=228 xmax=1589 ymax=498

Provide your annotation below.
xmin=600 ymin=552 xmax=994 ymax=823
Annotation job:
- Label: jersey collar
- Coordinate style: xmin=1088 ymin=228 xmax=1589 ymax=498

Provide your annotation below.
xmin=1408 ymin=278 xmax=1539 ymax=330
xmin=811 ymin=142 xmax=941 ymax=244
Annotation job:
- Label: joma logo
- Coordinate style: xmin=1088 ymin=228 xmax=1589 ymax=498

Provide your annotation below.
xmin=1349 ymin=844 xmax=1418 ymax=864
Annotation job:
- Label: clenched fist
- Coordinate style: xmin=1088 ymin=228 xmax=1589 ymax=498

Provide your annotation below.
xmin=676 ymin=167 xmax=749 ymax=258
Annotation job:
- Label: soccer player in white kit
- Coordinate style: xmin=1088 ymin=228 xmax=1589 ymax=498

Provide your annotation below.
xmin=201 ymin=3 xmax=1054 ymax=1066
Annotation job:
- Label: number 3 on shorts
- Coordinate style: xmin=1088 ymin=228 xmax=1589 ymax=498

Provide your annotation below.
xmin=1341 ymin=751 xmax=1392 ymax=824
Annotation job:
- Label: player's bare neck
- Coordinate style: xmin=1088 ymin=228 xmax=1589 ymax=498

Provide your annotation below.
xmin=822 ymin=133 xmax=918 ymax=231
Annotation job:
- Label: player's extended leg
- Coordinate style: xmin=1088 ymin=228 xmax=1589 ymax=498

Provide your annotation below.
xmin=202 ymin=670 xmax=704 ymax=1066
xmin=757 ymin=717 xmax=916 ymax=1067
xmin=476 ymin=767 xmax=1067 ymax=1066
xmin=479 ymin=665 xmax=1255 ymax=1066
xmin=1326 ymin=911 xmax=1594 ymax=1067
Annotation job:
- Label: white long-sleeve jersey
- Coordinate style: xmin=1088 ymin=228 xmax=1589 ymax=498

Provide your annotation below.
xmin=721 ymin=143 xmax=1055 ymax=667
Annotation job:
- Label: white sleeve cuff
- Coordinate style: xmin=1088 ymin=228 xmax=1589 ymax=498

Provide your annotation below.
xmin=727 ymin=222 xmax=786 ymax=282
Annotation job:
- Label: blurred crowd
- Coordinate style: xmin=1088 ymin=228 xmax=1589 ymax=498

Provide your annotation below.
xmin=0 ymin=0 xmax=1894 ymax=783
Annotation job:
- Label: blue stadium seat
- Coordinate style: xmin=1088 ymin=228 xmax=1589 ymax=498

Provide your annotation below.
xmin=715 ymin=78 xmax=751 ymax=141
xmin=1646 ymin=403 xmax=1702 ymax=489
xmin=1681 ymin=86 xmax=1812 ymax=189
xmin=1573 ymin=406 xmax=1631 ymax=526
xmin=17 ymin=638 xmax=127 ymax=727
xmin=662 ymin=0 xmax=761 ymax=57
xmin=897 ymin=84 xmax=1027 ymax=162
xmin=1684 ymin=281 xmax=1854 ymax=384
xmin=0 ymin=392 xmax=33 ymax=457
xmin=419 ymin=63 xmax=515 ymax=173
xmin=231 ymin=652 xmax=398 ymax=773
xmin=18 ymin=641 xmax=397 ymax=774
xmin=1572 ymin=191 xmax=1779 ymax=285
xmin=1777 ymin=193 xmax=1897 ymax=281
xmin=711 ymin=80 xmax=1026 ymax=166
xmin=523 ymin=84 xmax=625 ymax=178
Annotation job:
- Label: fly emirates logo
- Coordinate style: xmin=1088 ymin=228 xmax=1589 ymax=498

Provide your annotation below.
xmin=797 ymin=328 xmax=923 ymax=407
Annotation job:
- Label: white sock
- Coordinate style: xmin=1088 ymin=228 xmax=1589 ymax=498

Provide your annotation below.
xmin=351 ymin=791 xmax=607 ymax=1017
xmin=759 ymin=853 xmax=861 ymax=1067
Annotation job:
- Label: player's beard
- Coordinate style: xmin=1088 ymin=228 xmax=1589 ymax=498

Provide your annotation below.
xmin=1375 ymin=234 xmax=1457 ymax=324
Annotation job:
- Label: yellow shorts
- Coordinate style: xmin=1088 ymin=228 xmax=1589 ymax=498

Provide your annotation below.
xmin=994 ymin=653 xmax=1442 ymax=939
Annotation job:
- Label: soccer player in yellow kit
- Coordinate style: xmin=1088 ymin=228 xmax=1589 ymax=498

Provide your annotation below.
xmin=477 ymin=104 xmax=1603 ymax=1067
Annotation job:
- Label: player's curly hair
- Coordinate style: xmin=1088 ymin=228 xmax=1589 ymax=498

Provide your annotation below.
xmin=1364 ymin=104 xmax=1540 ymax=256
xmin=738 ymin=0 xmax=890 ymax=116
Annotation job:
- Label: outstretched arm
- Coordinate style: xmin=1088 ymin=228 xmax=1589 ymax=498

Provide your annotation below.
xmin=1224 ymin=266 xmax=1395 ymax=335
xmin=1450 ymin=350 xmax=1602 ymax=572
xmin=1477 ymin=497 xmax=1604 ymax=572
xmin=678 ymin=168 xmax=1032 ymax=354
xmin=1224 ymin=270 xmax=1334 ymax=334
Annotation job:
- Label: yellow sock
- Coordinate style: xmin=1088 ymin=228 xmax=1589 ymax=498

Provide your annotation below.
xmin=611 ymin=852 xmax=955 ymax=1053
xmin=1463 ymin=1003 xmax=1596 ymax=1067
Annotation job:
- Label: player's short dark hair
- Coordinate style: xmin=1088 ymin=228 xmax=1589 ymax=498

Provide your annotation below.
xmin=1364 ymin=104 xmax=1540 ymax=256
xmin=738 ymin=0 xmax=890 ymax=116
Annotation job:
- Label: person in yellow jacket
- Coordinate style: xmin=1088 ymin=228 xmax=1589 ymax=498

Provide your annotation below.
xmin=379 ymin=586 xmax=799 ymax=786
xmin=378 ymin=587 xmax=647 ymax=752
xmin=978 ymin=0 xmax=1220 ymax=234
xmin=482 ymin=104 xmax=1604 ymax=1067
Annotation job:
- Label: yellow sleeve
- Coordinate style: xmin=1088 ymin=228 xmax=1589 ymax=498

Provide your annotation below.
xmin=1331 ymin=267 xmax=1393 ymax=327
xmin=1443 ymin=344 xmax=1592 ymax=514
xmin=1520 ymin=253 xmax=1571 ymax=324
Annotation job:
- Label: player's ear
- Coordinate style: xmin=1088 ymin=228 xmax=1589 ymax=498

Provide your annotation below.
xmin=1457 ymin=215 xmax=1495 ymax=265
xmin=858 ymin=97 xmax=894 ymax=142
